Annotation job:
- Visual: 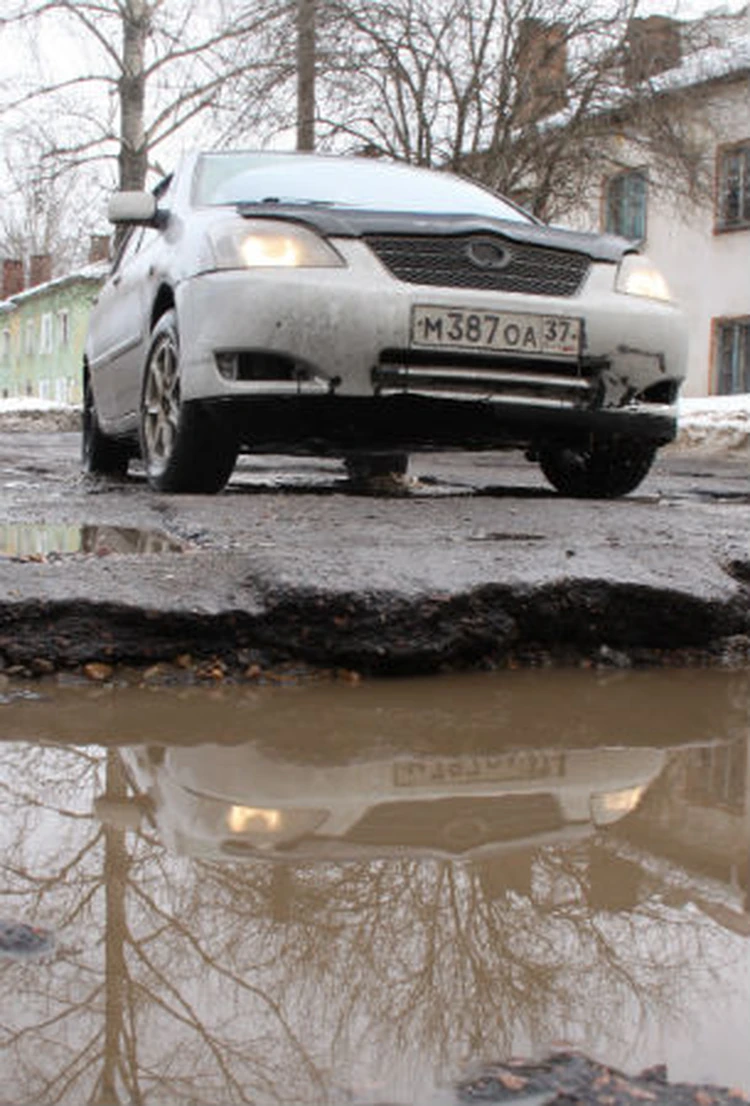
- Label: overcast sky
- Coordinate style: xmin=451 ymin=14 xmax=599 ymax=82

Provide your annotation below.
xmin=644 ymin=0 xmax=746 ymax=10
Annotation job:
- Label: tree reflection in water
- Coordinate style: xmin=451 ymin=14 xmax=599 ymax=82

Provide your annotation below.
xmin=0 ymin=738 xmax=746 ymax=1104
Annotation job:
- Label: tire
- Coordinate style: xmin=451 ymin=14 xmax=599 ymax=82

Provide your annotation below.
xmin=140 ymin=310 xmax=238 ymax=493
xmin=344 ymin=452 xmax=409 ymax=481
xmin=82 ymin=367 xmax=130 ymax=477
xmin=538 ymin=437 xmax=656 ymax=499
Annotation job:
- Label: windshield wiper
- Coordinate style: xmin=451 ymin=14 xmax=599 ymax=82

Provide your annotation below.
xmin=257 ymin=196 xmax=339 ymax=207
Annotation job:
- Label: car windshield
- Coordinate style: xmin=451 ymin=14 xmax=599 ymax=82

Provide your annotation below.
xmin=193 ymin=152 xmax=531 ymax=223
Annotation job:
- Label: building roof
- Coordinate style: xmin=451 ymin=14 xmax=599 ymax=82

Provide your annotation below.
xmin=650 ymin=5 xmax=750 ymax=94
xmin=0 ymin=259 xmax=108 ymax=313
xmin=541 ymin=4 xmax=749 ymax=132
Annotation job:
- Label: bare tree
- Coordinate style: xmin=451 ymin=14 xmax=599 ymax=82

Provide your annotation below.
xmin=0 ymin=744 xmax=326 ymax=1103
xmin=297 ymin=0 xmax=317 ymax=150
xmin=0 ymin=0 xmax=287 ymax=194
xmin=0 ymin=131 xmax=107 ymax=275
xmin=288 ymin=0 xmax=713 ymax=221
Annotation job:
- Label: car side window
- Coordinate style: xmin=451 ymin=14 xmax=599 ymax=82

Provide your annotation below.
xmin=138 ymin=176 xmax=175 ymax=255
xmin=110 ymin=226 xmax=145 ymax=276
xmin=153 ymin=173 xmax=173 ymax=201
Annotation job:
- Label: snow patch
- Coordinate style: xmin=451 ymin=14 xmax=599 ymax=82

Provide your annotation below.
xmin=0 ymin=396 xmax=79 ymax=414
xmin=675 ymin=394 xmax=750 ymax=452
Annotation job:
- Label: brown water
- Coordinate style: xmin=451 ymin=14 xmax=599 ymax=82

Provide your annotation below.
xmin=0 ymin=523 xmax=183 ymax=557
xmin=0 ymin=668 xmax=748 ymax=1104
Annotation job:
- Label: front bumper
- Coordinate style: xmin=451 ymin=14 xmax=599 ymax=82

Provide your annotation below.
xmin=174 ymin=241 xmax=686 ymax=451
xmin=195 ymin=392 xmax=676 ymax=454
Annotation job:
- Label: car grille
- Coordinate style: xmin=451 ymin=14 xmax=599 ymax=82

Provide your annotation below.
xmin=364 ymin=234 xmax=590 ymax=296
xmin=343 ymin=794 xmax=564 ymax=854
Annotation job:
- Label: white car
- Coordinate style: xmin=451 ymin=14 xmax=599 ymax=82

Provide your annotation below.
xmin=83 ymin=151 xmax=686 ymax=497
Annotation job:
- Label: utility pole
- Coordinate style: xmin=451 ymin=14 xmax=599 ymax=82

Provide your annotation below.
xmin=296 ymin=0 xmax=316 ymax=151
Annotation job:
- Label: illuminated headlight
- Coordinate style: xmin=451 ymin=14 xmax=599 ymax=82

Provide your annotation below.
xmin=616 ymin=254 xmax=672 ymax=302
xmin=224 ymin=805 xmax=327 ymax=849
xmin=206 ymin=218 xmax=344 ymax=270
xmin=589 ymin=785 xmax=646 ymax=826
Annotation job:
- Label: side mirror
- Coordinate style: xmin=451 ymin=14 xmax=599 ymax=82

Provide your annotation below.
xmin=93 ymin=794 xmax=151 ymax=830
xmin=108 ymin=191 xmax=165 ymax=227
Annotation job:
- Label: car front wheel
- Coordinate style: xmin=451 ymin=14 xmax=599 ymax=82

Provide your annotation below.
xmin=140 ymin=310 xmax=238 ymax=493
xmin=538 ymin=437 xmax=657 ymax=498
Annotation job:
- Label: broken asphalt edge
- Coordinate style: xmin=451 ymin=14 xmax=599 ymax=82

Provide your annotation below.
xmin=1 ymin=576 xmax=749 ymax=677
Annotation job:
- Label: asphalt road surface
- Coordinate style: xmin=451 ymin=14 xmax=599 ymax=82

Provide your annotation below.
xmin=1 ymin=427 xmax=750 ymax=674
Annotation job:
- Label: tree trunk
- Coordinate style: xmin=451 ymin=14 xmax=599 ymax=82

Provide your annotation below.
xmin=95 ymin=751 xmax=131 ymax=1104
xmin=296 ymin=0 xmax=316 ymax=151
xmin=119 ymin=0 xmax=150 ymax=191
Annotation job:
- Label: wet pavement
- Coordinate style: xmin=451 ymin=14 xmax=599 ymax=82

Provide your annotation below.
xmin=0 ymin=668 xmax=748 ymax=1104
xmin=1 ymin=423 xmax=750 ymax=1101
xmin=1 ymin=429 xmax=750 ymax=674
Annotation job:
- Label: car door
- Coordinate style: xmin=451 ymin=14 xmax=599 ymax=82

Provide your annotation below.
xmin=86 ymin=225 xmax=151 ymax=426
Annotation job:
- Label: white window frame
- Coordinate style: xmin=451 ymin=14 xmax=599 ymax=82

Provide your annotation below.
xmin=57 ymin=309 xmax=70 ymax=348
xmin=604 ymin=169 xmax=648 ymax=242
xmin=40 ymin=312 xmax=54 ymax=355
xmin=714 ymin=316 xmax=750 ymax=394
xmin=716 ymin=140 xmax=750 ymax=231
xmin=24 ymin=320 xmax=35 ymax=357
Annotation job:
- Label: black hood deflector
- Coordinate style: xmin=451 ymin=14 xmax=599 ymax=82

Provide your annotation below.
xmin=235 ymin=203 xmax=633 ymax=262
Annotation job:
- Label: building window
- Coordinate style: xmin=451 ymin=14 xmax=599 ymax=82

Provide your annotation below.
xmin=604 ymin=170 xmax=648 ymax=241
xmin=684 ymin=738 xmax=747 ymax=814
xmin=1 ymin=329 xmax=10 ymax=362
xmin=40 ymin=313 xmax=54 ymax=355
xmin=717 ymin=141 xmax=750 ymax=230
xmin=57 ymin=310 xmax=70 ymax=348
xmin=24 ymin=320 xmax=36 ymax=357
xmin=715 ymin=317 xmax=750 ymax=394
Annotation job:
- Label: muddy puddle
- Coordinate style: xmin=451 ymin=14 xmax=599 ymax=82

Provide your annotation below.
xmin=0 ymin=523 xmax=183 ymax=558
xmin=0 ymin=668 xmax=748 ymax=1104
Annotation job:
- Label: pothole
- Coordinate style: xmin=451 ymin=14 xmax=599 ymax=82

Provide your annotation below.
xmin=723 ymin=558 xmax=750 ymax=585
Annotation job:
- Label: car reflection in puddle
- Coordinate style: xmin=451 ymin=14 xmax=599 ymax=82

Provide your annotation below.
xmin=100 ymin=740 xmax=665 ymax=863
xmin=1 ymin=670 xmax=749 ymax=1104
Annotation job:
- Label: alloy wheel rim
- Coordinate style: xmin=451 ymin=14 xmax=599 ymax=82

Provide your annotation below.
xmin=143 ymin=334 xmax=180 ymax=472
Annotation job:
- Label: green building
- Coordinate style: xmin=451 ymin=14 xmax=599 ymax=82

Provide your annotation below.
xmin=0 ymin=261 xmax=107 ymax=405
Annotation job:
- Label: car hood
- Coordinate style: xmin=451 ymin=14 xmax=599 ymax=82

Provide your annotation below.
xmin=234 ymin=203 xmax=633 ymax=262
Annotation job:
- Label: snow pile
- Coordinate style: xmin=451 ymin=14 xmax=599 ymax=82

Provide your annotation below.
xmin=675 ymin=394 xmax=750 ymax=452
xmin=0 ymin=396 xmax=81 ymax=432
xmin=0 ymin=396 xmax=78 ymax=415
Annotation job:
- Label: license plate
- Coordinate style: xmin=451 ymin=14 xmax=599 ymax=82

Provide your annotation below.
xmin=411 ymin=306 xmax=581 ymax=357
xmin=393 ymin=751 xmax=564 ymax=788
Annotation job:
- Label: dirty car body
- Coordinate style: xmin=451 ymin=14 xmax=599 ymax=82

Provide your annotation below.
xmin=83 ymin=151 xmax=686 ymax=497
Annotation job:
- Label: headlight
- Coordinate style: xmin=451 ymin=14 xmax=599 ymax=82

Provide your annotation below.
xmin=224 ymin=805 xmax=327 ymax=849
xmin=590 ymin=785 xmax=646 ymax=826
xmin=206 ymin=217 xmax=344 ymax=270
xmin=616 ymin=254 xmax=672 ymax=301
